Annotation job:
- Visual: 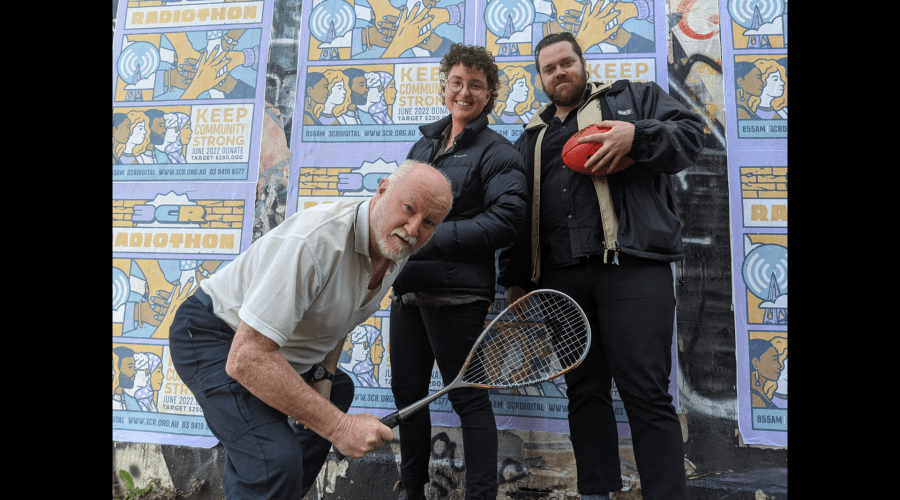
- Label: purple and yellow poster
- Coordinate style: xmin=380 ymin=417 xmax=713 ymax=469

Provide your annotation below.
xmin=112 ymin=1 xmax=270 ymax=182
xmin=112 ymin=0 xmax=273 ymax=446
xmin=719 ymin=0 xmax=788 ymax=446
xmin=288 ymin=0 xmax=674 ymax=435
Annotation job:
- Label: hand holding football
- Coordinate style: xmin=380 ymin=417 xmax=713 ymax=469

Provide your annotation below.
xmin=562 ymin=123 xmax=633 ymax=176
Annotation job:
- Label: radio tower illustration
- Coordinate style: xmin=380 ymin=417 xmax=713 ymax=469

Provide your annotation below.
xmin=496 ymin=14 xmax=519 ymax=56
xmin=319 ymin=20 xmax=341 ymax=60
xmin=746 ymin=5 xmax=771 ymax=49
xmin=125 ymin=63 xmax=144 ymax=102
xmin=762 ymin=272 xmax=786 ymax=324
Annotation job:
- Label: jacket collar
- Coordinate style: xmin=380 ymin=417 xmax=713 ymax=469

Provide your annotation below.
xmin=524 ymin=81 xmax=615 ymax=131
xmin=419 ymin=111 xmax=489 ymax=145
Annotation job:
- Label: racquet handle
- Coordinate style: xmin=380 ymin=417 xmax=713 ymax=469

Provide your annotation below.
xmin=333 ymin=411 xmax=402 ymax=461
xmin=380 ymin=411 xmax=402 ymax=428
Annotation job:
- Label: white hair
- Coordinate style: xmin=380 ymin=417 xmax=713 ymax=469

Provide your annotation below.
xmin=364 ymin=71 xmax=382 ymax=88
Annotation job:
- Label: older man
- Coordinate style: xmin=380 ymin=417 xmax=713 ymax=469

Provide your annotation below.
xmin=169 ymin=160 xmax=453 ymax=500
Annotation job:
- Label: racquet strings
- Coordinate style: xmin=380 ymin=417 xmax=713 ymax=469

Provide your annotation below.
xmin=462 ymin=292 xmax=589 ymax=388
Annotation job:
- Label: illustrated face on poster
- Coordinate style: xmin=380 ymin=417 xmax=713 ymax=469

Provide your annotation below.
xmin=113 ymin=103 xmax=255 ymax=181
xmin=115 ymin=29 xmax=262 ymax=102
xmin=748 ymin=331 xmax=787 ymax=418
xmin=487 ymin=62 xmax=546 ymax=126
xmin=307 ymin=0 xmax=466 ymax=61
xmin=113 ymin=344 xmax=165 ymax=413
xmin=113 ymin=342 xmax=213 ymax=436
xmin=299 ymin=63 xmax=429 ymax=141
xmin=340 ymin=323 xmax=387 ymax=387
xmin=114 ymin=105 xmax=193 ymax=165
xmin=733 ymin=55 xmax=787 ymax=138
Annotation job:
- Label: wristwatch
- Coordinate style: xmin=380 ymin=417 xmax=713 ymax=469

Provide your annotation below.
xmin=311 ymin=365 xmax=334 ymax=383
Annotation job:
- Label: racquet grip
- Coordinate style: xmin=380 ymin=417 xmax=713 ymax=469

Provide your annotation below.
xmin=333 ymin=411 xmax=402 ymax=461
xmin=380 ymin=411 xmax=402 ymax=429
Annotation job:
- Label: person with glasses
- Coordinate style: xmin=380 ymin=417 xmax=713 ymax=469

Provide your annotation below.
xmin=389 ymin=44 xmax=527 ymax=500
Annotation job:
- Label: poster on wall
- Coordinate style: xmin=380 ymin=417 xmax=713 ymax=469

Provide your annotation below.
xmin=719 ymin=0 xmax=788 ymax=446
xmin=112 ymin=182 xmax=256 ymax=446
xmin=289 ymin=0 xmax=675 ymax=436
xmin=112 ymin=0 xmax=273 ymax=446
xmin=112 ymin=1 xmax=272 ymax=182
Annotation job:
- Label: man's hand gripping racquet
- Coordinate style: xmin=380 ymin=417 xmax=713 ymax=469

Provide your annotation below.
xmin=334 ymin=289 xmax=591 ymax=460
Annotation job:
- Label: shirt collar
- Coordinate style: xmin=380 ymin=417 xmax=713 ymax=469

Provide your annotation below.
xmin=354 ymin=199 xmax=372 ymax=257
xmin=538 ymin=84 xmax=592 ymax=123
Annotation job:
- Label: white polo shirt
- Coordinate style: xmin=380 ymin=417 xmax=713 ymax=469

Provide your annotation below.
xmin=200 ymin=199 xmax=405 ymax=375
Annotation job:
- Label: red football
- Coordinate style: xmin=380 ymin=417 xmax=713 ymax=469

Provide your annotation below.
xmin=562 ymin=124 xmax=611 ymax=175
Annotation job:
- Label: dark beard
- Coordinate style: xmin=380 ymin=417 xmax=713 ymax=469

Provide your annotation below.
xmin=350 ymin=90 xmax=368 ymax=106
xmin=118 ymin=372 xmax=134 ymax=390
xmin=547 ymin=69 xmax=587 ymax=108
xmin=149 ymin=130 xmax=166 ymax=146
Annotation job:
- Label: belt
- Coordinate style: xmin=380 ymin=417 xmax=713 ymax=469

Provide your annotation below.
xmin=193 ymin=286 xmax=213 ymax=308
xmin=577 ymin=254 xmax=605 ymax=266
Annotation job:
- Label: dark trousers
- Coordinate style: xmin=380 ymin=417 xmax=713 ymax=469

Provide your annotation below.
xmin=539 ymin=255 xmax=686 ymax=500
xmin=389 ymin=299 xmax=498 ymax=500
xmin=168 ymin=290 xmax=354 ymax=500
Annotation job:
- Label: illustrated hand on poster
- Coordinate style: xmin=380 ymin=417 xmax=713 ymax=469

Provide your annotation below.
xmin=381 ymin=5 xmax=436 ymax=58
xmin=148 ymin=279 xmax=194 ymax=338
xmin=538 ymin=0 xmax=654 ymax=54
xmin=569 ymin=0 xmax=625 ymax=48
xmin=181 ymin=46 xmax=232 ymax=100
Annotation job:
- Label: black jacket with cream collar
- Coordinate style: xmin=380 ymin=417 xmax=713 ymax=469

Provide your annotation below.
xmin=498 ymin=80 xmax=705 ymax=290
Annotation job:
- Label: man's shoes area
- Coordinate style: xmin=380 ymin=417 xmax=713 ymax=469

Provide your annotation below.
xmin=394 ymin=481 xmax=425 ymax=500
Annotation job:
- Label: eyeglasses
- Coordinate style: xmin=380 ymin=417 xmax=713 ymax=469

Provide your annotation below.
xmin=446 ymin=78 xmax=487 ymax=97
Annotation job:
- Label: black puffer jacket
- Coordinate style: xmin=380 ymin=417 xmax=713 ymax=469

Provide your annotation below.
xmin=393 ymin=111 xmax=527 ymax=298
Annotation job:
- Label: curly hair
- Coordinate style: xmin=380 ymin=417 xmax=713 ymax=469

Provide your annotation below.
xmin=439 ymin=44 xmax=500 ymax=115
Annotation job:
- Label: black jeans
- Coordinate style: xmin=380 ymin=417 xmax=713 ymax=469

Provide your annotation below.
xmin=540 ymin=254 xmax=686 ymax=500
xmin=389 ymin=299 xmax=498 ymax=500
xmin=168 ymin=290 xmax=354 ymax=499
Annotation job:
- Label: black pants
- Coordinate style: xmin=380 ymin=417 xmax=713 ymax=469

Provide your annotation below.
xmin=389 ymin=299 xmax=498 ymax=500
xmin=168 ymin=290 xmax=354 ymax=499
xmin=540 ymin=255 xmax=686 ymax=500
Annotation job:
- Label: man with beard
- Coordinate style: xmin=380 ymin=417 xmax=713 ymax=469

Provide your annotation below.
xmin=337 ymin=68 xmax=368 ymax=125
xmin=134 ymin=109 xmax=166 ymax=164
xmin=168 ymin=160 xmax=452 ymax=500
xmin=499 ymin=32 xmax=704 ymax=500
xmin=113 ymin=346 xmax=137 ymax=410
xmin=152 ymin=112 xmax=191 ymax=164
